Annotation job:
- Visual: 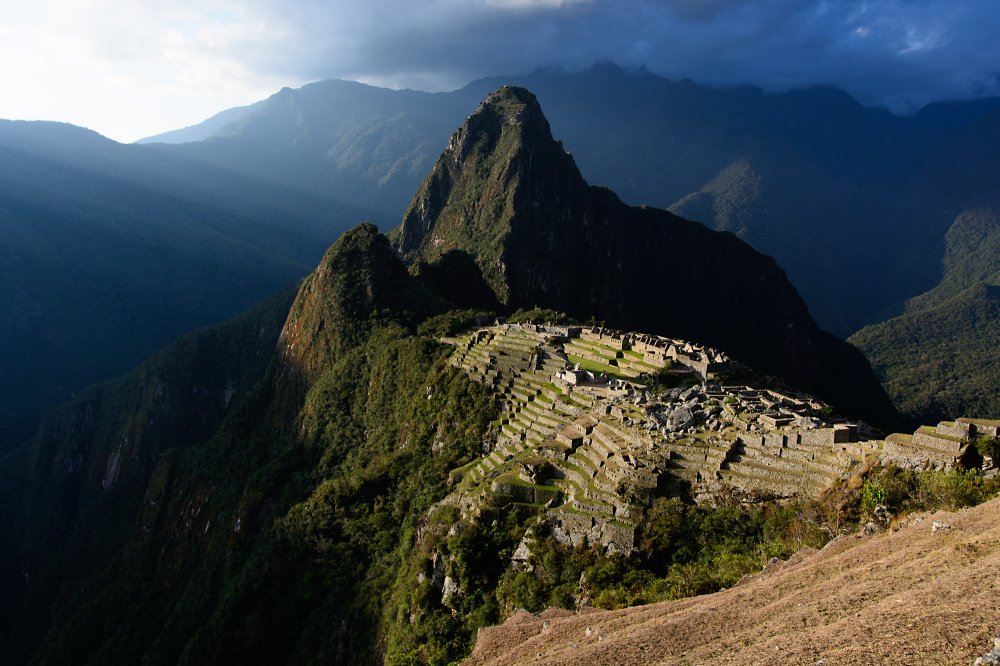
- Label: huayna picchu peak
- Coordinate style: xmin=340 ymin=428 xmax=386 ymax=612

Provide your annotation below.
xmin=1 ymin=86 xmax=997 ymax=666
xmin=393 ymin=85 xmax=899 ymax=430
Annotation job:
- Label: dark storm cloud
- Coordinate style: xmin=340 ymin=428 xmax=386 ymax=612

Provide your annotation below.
xmin=246 ymin=0 xmax=1000 ymax=111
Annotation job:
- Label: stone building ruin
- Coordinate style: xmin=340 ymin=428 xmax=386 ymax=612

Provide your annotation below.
xmin=439 ymin=323 xmax=994 ymax=555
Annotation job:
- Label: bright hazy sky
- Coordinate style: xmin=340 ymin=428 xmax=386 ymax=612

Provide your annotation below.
xmin=1 ymin=0 xmax=998 ymax=143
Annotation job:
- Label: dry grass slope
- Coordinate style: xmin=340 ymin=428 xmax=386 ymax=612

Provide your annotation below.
xmin=465 ymin=497 xmax=1000 ymax=665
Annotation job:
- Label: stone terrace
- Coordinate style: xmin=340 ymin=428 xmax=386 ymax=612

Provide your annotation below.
xmin=442 ymin=323 xmax=991 ymax=553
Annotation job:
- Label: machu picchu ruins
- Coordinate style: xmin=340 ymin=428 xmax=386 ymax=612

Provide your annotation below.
xmin=440 ymin=321 xmax=996 ymax=555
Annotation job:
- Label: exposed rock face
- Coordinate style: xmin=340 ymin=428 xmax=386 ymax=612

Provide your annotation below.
xmin=394 ymin=86 xmax=899 ymax=429
xmin=975 ymin=635 xmax=1000 ymax=665
xmin=431 ymin=551 xmax=447 ymax=590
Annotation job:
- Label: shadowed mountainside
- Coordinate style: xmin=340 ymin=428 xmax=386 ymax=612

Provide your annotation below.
xmin=850 ymin=107 xmax=1000 ymax=423
xmin=0 ymin=225 xmax=495 ymax=665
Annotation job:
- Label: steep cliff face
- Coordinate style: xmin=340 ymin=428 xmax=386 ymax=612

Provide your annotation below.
xmin=395 ymin=86 xmax=899 ymax=429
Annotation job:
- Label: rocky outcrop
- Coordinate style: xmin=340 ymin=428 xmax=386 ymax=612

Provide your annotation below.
xmin=975 ymin=635 xmax=1000 ymax=665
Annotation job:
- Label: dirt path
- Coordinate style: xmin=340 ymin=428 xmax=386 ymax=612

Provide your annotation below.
xmin=465 ymin=498 xmax=1000 ymax=665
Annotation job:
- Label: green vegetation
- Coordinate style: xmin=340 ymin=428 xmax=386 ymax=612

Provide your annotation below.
xmin=853 ymin=201 xmax=1000 ymax=423
xmin=851 ymin=283 xmax=1000 ymax=423
xmin=417 ymin=309 xmax=493 ymax=338
xmin=974 ymin=436 xmax=1000 ymax=461
xmin=421 ymin=464 xmax=1000 ymax=647
xmin=0 ymin=226 xmax=496 ymax=665
xmin=5 ymin=229 xmax=998 ymax=666
xmin=389 ymin=461 xmax=1000 ymax=647
xmin=850 ymin=467 xmax=998 ymax=520
xmin=507 ymin=308 xmax=576 ymax=325
xmin=904 ymin=208 xmax=1000 ymax=314
xmin=10 ymin=77 xmax=1000 ymax=663
xmin=0 ymin=281 xmax=302 ymax=664
xmin=861 ymin=479 xmax=886 ymax=516
xmin=566 ymin=354 xmax=630 ymax=381
xmin=395 ymin=87 xmax=552 ymax=304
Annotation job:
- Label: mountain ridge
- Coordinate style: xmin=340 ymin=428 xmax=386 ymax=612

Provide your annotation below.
xmin=135 ymin=101 xmax=265 ymax=144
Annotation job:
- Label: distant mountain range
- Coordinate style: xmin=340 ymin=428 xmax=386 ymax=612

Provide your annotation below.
xmin=3 ymin=62 xmax=999 ymax=451
xmin=139 ymin=63 xmax=1000 ymax=337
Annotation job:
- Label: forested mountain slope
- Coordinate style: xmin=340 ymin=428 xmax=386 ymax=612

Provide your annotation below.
xmin=851 ymin=283 xmax=1000 ymax=423
xmin=0 ymin=225 xmax=494 ymax=665
xmin=849 ymin=107 xmax=1000 ymax=423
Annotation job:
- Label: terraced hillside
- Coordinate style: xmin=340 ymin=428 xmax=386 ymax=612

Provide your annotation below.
xmin=439 ymin=323 xmax=923 ymax=554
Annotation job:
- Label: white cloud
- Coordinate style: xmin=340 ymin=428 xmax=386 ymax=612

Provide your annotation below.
xmin=0 ymin=0 xmax=997 ymax=141
xmin=0 ymin=0 xmax=300 ymax=141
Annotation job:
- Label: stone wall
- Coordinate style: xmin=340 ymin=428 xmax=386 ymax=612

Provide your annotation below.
xmin=491 ymin=480 xmax=561 ymax=505
xmin=958 ymin=418 xmax=1000 ymax=439
xmin=913 ymin=429 xmax=964 ymax=454
xmin=936 ymin=421 xmax=973 ymax=440
xmin=545 ymin=512 xmax=636 ymax=555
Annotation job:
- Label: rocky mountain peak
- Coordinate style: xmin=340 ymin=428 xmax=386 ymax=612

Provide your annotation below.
xmin=394 ymin=85 xmax=581 ymax=303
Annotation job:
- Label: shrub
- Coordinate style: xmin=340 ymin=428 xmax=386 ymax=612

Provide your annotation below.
xmin=507 ymin=308 xmax=574 ymax=325
xmin=973 ymin=436 xmax=1000 ymax=461
xmin=861 ymin=479 xmax=886 ymax=516
xmin=417 ymin=309 xmax=490 ymax=337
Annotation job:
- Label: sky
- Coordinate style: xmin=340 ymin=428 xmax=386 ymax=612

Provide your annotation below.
xmin=1 ymin=0 xmax=998 ymax=143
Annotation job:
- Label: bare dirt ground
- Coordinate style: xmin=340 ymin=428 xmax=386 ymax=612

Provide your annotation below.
xmin=464 ymin=497 xmax=1000 ymax=665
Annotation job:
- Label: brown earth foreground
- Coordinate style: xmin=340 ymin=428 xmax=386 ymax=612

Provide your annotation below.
xmin=464 ymin=498 xmax=1000 ymax=666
